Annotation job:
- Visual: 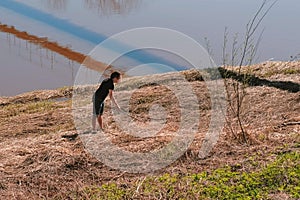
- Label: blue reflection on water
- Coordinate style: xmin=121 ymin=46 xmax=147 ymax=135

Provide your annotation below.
xmin=0 ymin=0 xmax=186 ymax=71
xmin=0 ymin=0 xmax=105 ymax=44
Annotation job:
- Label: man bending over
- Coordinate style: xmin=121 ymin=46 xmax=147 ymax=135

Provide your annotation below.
xmin=92 ymin=72 xmax=121 ymax=132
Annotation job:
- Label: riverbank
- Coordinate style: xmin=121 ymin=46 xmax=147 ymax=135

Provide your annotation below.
xmin=0 ymin=62 xmax=299 ymax=199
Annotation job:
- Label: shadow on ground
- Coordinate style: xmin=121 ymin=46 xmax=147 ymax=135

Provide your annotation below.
xmin=218 ymin=68 xmax=300 ymax=93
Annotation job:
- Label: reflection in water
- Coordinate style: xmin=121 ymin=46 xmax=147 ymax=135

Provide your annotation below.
xmin=0 ymin=23 xmax=112 ymax=74
xmin=2 ymin=31 xmax=76 ymax=80
xmin=84 ymin=0 xmax=141 ymax=16
xmin=0 ymin=23 xmax=80 ymax=66
xmin=0 ymin=22 xmax=126 ymax=87
xmin=46 ymin=0 xmax=68 ymax=10
xmin=0 ymin=30 xmax=80 ymax=96
xmin=44 ymin=0 xmax=142 ymax=15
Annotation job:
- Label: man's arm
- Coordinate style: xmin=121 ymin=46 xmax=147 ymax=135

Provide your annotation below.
xmin=109 ymin=89 xmax=121 ymax=110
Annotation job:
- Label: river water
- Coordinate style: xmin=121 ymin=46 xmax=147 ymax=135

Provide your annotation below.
xmin=0 ymin=0 xmax=299 ymax=96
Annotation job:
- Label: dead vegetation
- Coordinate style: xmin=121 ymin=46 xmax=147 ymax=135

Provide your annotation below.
xmin=0 ymin=62 xmax=299 ymax=199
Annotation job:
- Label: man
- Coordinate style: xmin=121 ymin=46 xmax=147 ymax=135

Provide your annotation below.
xmin=92 ymin=72 xmax=121 ymax=132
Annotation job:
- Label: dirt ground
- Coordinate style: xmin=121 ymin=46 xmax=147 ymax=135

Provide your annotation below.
xmin=0 ymin=62 xmax=299 ymax=199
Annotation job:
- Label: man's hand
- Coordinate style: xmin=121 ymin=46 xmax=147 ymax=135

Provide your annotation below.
xmin=109 ymin=89 xmax=121 ymax=111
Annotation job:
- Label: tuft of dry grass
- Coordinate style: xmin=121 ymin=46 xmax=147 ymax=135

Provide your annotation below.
xmin=225 ymin=61 xmax=300 ymax=83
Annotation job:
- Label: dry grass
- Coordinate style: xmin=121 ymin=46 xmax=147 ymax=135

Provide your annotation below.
xmin=0 ymin=62 xmax=299 ymax=199
xmin=225 ymin=61 xmax=300 ymax=83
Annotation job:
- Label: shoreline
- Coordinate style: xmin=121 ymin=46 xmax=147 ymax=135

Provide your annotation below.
xmin=1 ymin=60 xmax=299 ymax=98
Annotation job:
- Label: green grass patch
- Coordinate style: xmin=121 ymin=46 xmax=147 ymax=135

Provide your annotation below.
xmin=262 ymin=68 xmax=300 ymax=78
xmin=75 ymin=152 xmax=299 ymax=200
xmin=283 ymin=68 xmax=300 ymax=75
xmin=2 ymin=101 xmax=57 ymax=117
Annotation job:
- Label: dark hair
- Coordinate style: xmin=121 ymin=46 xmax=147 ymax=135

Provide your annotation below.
xmin=110 ymin=72 xmax=121 ymax=79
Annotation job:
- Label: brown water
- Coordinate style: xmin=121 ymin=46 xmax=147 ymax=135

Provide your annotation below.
xmin=0 ymin=0 xmax=299 ymax=96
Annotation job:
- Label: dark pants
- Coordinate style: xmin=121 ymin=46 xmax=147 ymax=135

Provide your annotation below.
xmin=92 ymin=94 xmax=104 ymax=116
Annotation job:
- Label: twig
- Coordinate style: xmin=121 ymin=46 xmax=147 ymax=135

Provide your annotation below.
xmin=279 ymin=121 xmax=300 ymax=127
xmin=132 ymin=176 xmax=147 ymax=198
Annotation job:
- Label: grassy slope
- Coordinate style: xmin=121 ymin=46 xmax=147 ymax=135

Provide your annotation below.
xmin=76 ymin=152 xmax=300 ymax=199
xmin=0 ymin=62 xmax=299 ymax=199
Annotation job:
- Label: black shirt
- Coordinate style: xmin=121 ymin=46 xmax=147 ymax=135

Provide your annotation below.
xmin=95 ymin=78 xmax=114 ymax=101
